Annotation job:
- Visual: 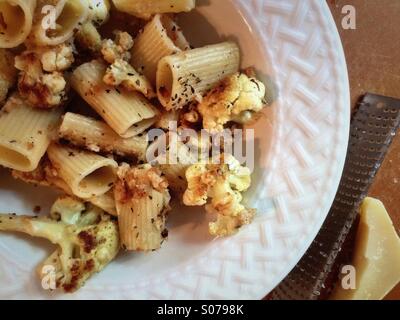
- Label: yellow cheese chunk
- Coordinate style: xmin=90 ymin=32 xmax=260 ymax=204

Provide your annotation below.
xmin=331 ymin=197 xmax=400 ymax=300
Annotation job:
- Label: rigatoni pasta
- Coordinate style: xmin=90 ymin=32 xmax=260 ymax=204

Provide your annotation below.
xmin=47 ymin=143 xmax=118 ymax=199
xmin=0 ymin=95 xmax=62 ymax=172
xmin=159 ymin=163 xmax=188 ymax=195
xmin=157 ymin=42 xmax=240 ymax=110
xmin=89 ymin=190 xmax=117 ymax=216
xmin=131 ymin=14 xmax=190 ymax=84
xmin=30 ymin=0 xmax=88 ymax=46
xmin=0 ymin=0 xmax=36 ymax=48
xmin=114 ymin=164 xmax=170 ymax=251
xmin=59 ymin=112 xmax=148 ymax=160
xmin=112 ymin=0 xmax=195 ymax=20
xmin=12 ymin=159 xmax=117 ymax=216
xmin=71 ymin=60 xmax=158 ymax=138
xmin=87 ymin=0 xmax=110 ymax=23
xmin=12 ymin=158 xmax=74 ymax=194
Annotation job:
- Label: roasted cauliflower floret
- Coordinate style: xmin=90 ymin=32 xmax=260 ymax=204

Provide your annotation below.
xmin=87 ymin=0 xmax=111 ymax=26
xmin=101 ymin=31 xmax=155 ymax=98
xmin=198 ymin=73 xmax=266 ymax=131
xmin=76 ymin=1 xmax=110 ymax=52
xmin=76 ymin=22 xmax=103 ymax=52
xmin=15 ymin=44 xmax=74 ymax=109
xmin=0 ymin=196 xmax=119 ymax=293
xmin=40 ymin=44 xmax=74 ymax=72
xmin=183 ymin=154 xmax=255 ymax=236
xmin=101 ymin=31 xmax=133 ymax=64
xmin=115 ymin=163 xmax=171 ymax=251
xmin=103 ymin=58 xmax=155 ymax=98
xmin=0 ymin=49 xmax=17 ymax=104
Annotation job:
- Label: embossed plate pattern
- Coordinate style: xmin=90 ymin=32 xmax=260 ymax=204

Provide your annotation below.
xmin=0 ymin=0 xmax=349 ymax=299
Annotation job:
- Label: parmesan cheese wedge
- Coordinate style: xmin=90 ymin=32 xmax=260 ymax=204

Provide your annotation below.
xmin=331 ymin=197 xmax=400 ymax=300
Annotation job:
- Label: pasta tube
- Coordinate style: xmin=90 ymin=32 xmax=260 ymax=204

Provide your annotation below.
xmin=159 ymin=163 xmax=188 ymax=195
xmin=0 ymin=0 xmax=36 ymax=48
xmin=71 ymin=60 xmax=158 ymax=138
xmin=112 ymin=0 xmax=195 ymax=20
xmin=30 ymin=0 xmax=88 ymax=46
xmin=59 ymin=112 xmax=148 ymax=159
xmin=47 ymin=143 xmax=118 ymax=199
xmin=12 ymin=159 xmax=117 ymax=216
xmin=157 ymin=42 xmax=240 ymax=110
xmin=0 ymin=95 xmax=62 ymax=172
xmin=114 ymin=164 xmax=170 ymax=251
xmin=12 ymin=158 xmax=73 ymax=194
xmin=89 ymin=190 xmax=117 ymax=216
xmin=131 ymin=14 xmax=190 ymax=84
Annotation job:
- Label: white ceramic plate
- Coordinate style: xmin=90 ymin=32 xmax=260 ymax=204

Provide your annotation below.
xmin=0 ymin=0 xmax=350 ymax=299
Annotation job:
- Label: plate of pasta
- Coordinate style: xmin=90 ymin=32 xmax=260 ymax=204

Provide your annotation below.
xmin=0 ymin=0 xmax=350 ymax=299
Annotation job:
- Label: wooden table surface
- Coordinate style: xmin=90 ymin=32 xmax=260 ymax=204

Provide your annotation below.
xmin=328 ymin=0 xmax=400 ymax=300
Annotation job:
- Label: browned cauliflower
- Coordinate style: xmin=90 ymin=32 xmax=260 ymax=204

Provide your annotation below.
xmin=101 ymin=31 xmax=134 ymax=64
xmin=87 ymin=0 xmax=111 ymax=25
xmin=76 ymin=22 xmax=103 ymax=52
xmin=101 ymin=31 xmax=155 ymax=98
xmin=76 ymin=1 xmax=111 ymax=52
xmin=15 ymin=44 xmax=74 ymax=109
xmin=0 ymin=196 xmax=119 ymax=293
xmin=183 ymin=154 xmax=255 ymax=236
xmin=0 ymin=49 xmax=17 ymax=104
xmin=103 ymin=58 xmax=155 ymax=98
xmin=40 ymin=44 xmax=74 ymax=72
xmin=198 ymin=73 xmax=266 ymax=131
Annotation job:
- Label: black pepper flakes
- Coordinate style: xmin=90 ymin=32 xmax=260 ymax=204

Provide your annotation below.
xmin=161 ymin=229 xmax=168 ymax=238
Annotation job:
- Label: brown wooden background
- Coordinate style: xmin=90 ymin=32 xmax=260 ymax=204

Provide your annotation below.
xmin=329 ymin=0 xmax=399 ymax=299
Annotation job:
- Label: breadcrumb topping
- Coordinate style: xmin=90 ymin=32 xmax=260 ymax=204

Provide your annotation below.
xmin=115 ymin=163 xmax=169 ymax=202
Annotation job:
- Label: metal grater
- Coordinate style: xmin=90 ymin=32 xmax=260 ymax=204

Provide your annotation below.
xmin=270 ymin=93 xmax=400 ymax=300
